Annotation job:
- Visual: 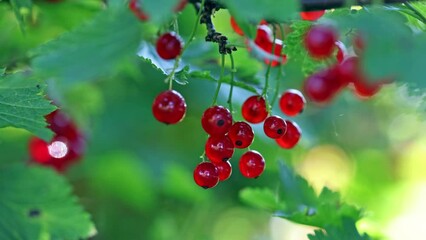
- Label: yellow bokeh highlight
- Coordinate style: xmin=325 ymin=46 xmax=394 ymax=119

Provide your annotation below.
xmin=296 ymin=145 xmax=354 ymax=193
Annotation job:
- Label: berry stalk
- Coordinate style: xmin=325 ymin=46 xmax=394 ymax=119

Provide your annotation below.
xmin=212 ymin=53 xmax=226 ymax=105
xmin=165 ymin=0 xmax=206 ymax=89
xmin=227 ymin=52 xmax=235 ymax=114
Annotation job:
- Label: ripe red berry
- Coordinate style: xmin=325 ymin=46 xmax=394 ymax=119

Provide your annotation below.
xmin=239 ymin=150 xmax=265 ymax=178
xmin=205 ymin=136 xmax=234 ymax=163
xmin=352 ymin=77 xmax=383 ymax=99
xmin=304 ymin=25 xmax=338 ymax=59
xmin=46 ymin=110 xmax=81 ymax=140
xmin=253 ymin=25 xmax=286 ymax=67
xmin=276 ymin=120 xmax=301 ymax=149
xmin=279 ymin=89 xmax=306 ymax=117
xmin=214 ymin=161 xmax=232 ymax=181
xmin=227 ymin=121 xmax=254 ymax=149
xmin=193 ymin=162 xmax=219 ymax=189
xmin=156 ymin=32 xmax=183 ymax=60
xmin=241 ymin=96 xmax=268 ymax=124
xmin=263 ymin=116 xmax=287 ymax=139
xmin=201 ymin=106 xmax=233 ymax=136
xmin=29 ymin=109 xmax=85 ymax=172
xmin=337 ymin=56 xmax=360 ymax=84
xmin=230 ymin=16 xmax=244 ymax=36
xmin=303 ymin=66 xmax=345 ymax=104
xmin=152 ymin=90 xmax=187 ymax=124
xmin=29 ymin=137 xmax=51 ymax=163
xmin=129 ymin=0 xmax=149 ymax=21
xmin=300 ymin=10 xmax=325 ymax=21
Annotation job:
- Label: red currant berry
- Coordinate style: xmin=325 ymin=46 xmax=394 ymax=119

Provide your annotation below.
xmin=279 ymin=89 xmax=306 ymax=117
xmin=227 ymin=121 xmax=254 ymax=149
xmin=337 ymin=56 xmax=360 ymax=84
xmin=201 ymin=106 xmax=233 ymax=136
xmin=335 ymin=41 xmax=346 ymax=63
xmin=129 ymin=0 xmax=149 ymax=21
xmin=263 ymin=116 xmax=287 ymax=139
xmin=300 ymin=10 xmax=325 ymax=21
xmin=304 ymin=25 xmax=338 ymax=59
xmin=29 ymin=137 xmax=51 ymax=163
xmin=242 ymin=96 xmax=268 ymax=124
xmin=152 ymin=90 xmax=186 ymax=124
xmin=193 ymin=162 xmax=219 ymax=189
xmin=239 ymin=150 xmax=265 ymax=178
xmin=156 ymin=32 xmax=183 ymax=60
xmin=230 ymin=16 xmax=244 ymax=36
xmin=303 ymin=66 xmax=344 ymax=104
xmin=253 ymin=25 xmax=286 ymax=67
xmin=205 ymin=136 xmax=234 ymax=163
xmin=254 ymin=25 xmax=273 ymax=49
xmin=214 ymin=161 xmax=232 ymax=181
xmin=276 ymin=120 xmax=301 ymax=149
xmin=46 ymin=110 xmax=81 ymax=140
xmin=352 ymin=77 xmax=383 ymax=99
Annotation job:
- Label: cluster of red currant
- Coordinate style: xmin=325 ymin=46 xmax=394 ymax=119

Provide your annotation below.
xmin=303 ymin=25 xmax=390 ymax=104
xmin=192 ymin=89 xmax=305 ymax=189
xmin=29 ymin=110 xmax=86 ymax=171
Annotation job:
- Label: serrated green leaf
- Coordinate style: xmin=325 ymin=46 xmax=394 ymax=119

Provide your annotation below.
xmin=277 ymin=187 xmax=362 ymax=228
xmin=240 ymin=188 xmax=284 ymax=212
xmin=276 ymin=162 xmax=362 ymax=228
xmin=223 ymin=0 xmax=299 ymax=24
xmin=308 ymin=218 xmax=371 ymax=240
xmin=0 ymin=73 xmax=55 ymax=141
xmin=0 ymin=164 xmax=95 ymax=240
xmin=278 ymin=161 xmax=318 ymax=210
xmin=9 ymin=0 xmax=32 ymax=32
xmin=32 ymin=6 xmax=141 ymax=86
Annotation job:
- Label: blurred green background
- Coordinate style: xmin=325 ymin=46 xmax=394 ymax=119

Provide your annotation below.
xmin=1 ymin=0 xmax=426 ymax=239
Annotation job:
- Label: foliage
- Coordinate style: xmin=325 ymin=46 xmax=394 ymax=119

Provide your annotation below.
xmin=0 ymin=0 xmax=426 ymax=239
xmin=0 ymin=164 xmax=94 ymax=239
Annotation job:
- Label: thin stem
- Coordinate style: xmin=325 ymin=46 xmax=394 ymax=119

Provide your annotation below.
xmin=262 ymin=27 xmax=277 ymax=113
xmin=404 ymin=2 xmax=426 ymax=24
xmin=212 ymin=54 xmax=226 ymax=106
xmin=270 ymin=66 xmax=283 ymax=107
xmin=227 ymin=53 xmax=235 ymax=114
xmin=262 ymin=28 xmax=277 ymax=96
xmin=165 ymin=0 xmax=206 ymax=90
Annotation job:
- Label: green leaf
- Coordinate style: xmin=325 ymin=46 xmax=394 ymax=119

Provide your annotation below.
xmin=0 ymin=73 xmax=55 ymax=141
xmin=277 ymin=187 xmax=362 ymax=228
xmin=9 ymin=0 xmax=32 ymax=32
xmin=223 ymin=0 xmax=299 ymax=24
xmin=0 ymin=164 xmax=95 ymax=239
xmin=308 ymin=218 xmax=371 ymax=240
xmin=276 ymin=162 xmax=362 ymax=228
xmin=240 ymin=188 xmax=284 ymax=212
xmin=32 ymin=6 xmax=141 ymax=86
xmin=278 ymin=161 xmax=318 ymax=210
